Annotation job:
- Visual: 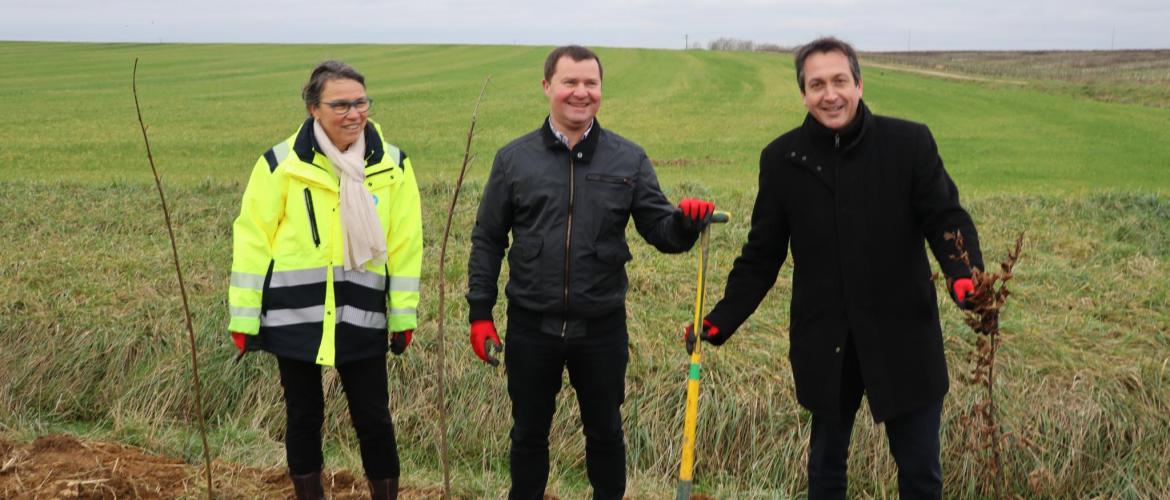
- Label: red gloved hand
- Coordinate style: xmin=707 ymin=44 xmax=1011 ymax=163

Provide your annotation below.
xmin=952 ymin=278 xmax=976 ymax=310
xmin=470 ymin=320 xmax=503 ymax=366
xmin=683 ymin=319 xmax=728 ymax=355
xmin=675 ymin=198 xmax=715 ymax=234
xmin=390 ymin=330 xmax=413 ymax=355
xmin=231 ymin=331 xmax=248 ymax=353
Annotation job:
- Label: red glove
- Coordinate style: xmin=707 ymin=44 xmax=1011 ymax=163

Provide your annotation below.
xmin=675 ymin=198 xmax=715 ymax=233
xmin=952 ymin=278 xmax=975 ymax=310
xmin=683 ymin=319 xmax=729 ymax=354
xmin=470 ymin=320 xmax=503 ymax=366
xmin=231 ymin=332 xmax=248 ymax=353
xmin=390 ymin=330 xmax=413 ymax=355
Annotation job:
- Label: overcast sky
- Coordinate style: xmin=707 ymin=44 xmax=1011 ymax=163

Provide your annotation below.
xmin=2 ymin=0 xmax=1167 ymax=51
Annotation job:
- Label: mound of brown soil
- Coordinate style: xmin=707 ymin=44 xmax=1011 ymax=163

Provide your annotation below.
xmin=0 ymin=434 xmax=438 ymax=499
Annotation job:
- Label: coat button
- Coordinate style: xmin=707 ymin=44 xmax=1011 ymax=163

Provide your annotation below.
xmin=835 ymin=346 xmax=841 ymax=353
xmin=816 ymin=165 xmax=822 ymax=172
xmin=577 ymin=152 xmax=583 ymax=159
xmin=801 ymin=156 xmax=807 ymax=162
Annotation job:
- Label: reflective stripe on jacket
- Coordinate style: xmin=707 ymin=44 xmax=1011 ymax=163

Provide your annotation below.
xmin=229 ymin=118 xmax=423 ymax=366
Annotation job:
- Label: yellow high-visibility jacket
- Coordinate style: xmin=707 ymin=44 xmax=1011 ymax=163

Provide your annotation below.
xmin=228 ymin=119 xmax=422 ymax=366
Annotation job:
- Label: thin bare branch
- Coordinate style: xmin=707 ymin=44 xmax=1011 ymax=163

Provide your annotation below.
xmin=435 ymin=76 xmax=491 ymax=499
xmin=132 ymin=58 xmax=214 ymax=499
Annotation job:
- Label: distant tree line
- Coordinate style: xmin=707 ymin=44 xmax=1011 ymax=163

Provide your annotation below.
xmin=704 ymin=37 xmax=790 ymax=53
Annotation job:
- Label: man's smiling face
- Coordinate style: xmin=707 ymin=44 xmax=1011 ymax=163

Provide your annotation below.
xmin=543 ymin=55 xmax=602 ymax=136
xmin=800 ymin=50 xmax=863 ymax=131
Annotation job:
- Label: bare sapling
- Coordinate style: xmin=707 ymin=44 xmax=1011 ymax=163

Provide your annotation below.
xmin=131 ymin=58 xmax=214 ymax=499
xmin=435 ymin=76 xmax=491 ymax=499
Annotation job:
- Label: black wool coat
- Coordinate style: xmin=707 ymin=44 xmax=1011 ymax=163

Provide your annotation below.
xmin=706 ymin=100 xmax=983 ymax=422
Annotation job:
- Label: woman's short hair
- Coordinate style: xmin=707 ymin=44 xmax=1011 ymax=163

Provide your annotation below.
xmin=302 ymin=60 xmax=365 ymax=109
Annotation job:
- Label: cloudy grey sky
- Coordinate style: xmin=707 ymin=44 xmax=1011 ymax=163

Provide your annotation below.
xmin=2 ymin=0 xmax=1167 ymax=50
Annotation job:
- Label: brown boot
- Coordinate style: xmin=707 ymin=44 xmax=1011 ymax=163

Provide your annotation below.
xmin=290 ymin=471 xmax=326 ymax=500
xmin=367 ymin=477 xmax=398 ymax=500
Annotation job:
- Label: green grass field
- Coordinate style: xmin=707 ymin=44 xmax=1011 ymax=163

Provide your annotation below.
xmin=1 ymin=42 xmax=1168 ymax=498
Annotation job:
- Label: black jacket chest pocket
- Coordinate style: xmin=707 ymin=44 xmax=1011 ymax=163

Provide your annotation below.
xmin=585 ymin=173 xmax=635 ymax=211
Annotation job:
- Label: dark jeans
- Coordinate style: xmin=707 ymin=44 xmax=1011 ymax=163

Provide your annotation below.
xmin=277 ymin=355 xmax=400 ymax=480
xmin=504 ymin=310 xmax=629 ymax=500
xmin=807 ymin=336 xmax=943 ymax=500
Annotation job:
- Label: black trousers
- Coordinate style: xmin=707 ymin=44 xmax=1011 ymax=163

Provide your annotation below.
xmin=807 ymin=336 xmax=943 ymax=500
xmin=504 ymin=310 xmax=629 ymax=500
xmin=277 ymin=355 xmax=400 ymax=480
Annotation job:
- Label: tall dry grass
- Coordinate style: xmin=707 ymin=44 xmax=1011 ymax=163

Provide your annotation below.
xmin=2 ymin=178 xmax=1167 ymax=497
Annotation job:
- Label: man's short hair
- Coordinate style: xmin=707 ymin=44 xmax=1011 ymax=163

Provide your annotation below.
xmin=794 ymin=37 xmax=861 ymax=93
xmin=544 ymin=45 xmax=604 ymax=82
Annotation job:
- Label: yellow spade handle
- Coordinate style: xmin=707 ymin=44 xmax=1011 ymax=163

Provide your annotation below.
xmin=678 ymin=211 xmax=729 ymax=498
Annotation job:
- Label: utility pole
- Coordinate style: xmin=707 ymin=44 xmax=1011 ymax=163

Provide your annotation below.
xmin=1111 ymin=26 xmax=1116 ymax=50
xmin=907 ymin=29 xmax=911 ymax=51
xmin=685 ymin=34 xmax=689 ymax=50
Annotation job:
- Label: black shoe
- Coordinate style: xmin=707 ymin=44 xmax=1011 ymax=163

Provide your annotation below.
xmin=367 ymin=477 xmax=399 ymax=500
xmin=290 ymin=470 xmax=325 ymax=500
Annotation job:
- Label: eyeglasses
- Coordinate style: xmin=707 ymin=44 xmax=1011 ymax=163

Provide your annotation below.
xmin=321 ymin=98 xmax=373 ymax=115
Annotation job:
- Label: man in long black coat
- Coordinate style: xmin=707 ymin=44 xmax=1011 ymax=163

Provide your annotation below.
xmin=688 ymin=37 xmax=983 ymax=498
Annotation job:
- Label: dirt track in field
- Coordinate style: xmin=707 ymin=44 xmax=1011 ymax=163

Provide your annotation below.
xmin=863 ymin=61 xmax=1028 ymax=84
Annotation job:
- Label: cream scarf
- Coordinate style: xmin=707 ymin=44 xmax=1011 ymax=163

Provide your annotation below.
xmin=313 ymin=120 xmax=387 ymax=271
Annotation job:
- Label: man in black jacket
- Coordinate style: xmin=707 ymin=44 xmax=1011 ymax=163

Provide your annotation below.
xmin=466 ymin=45 xmax=714 ymax=500
xmin=688 ymin=37 xmax=982 ymax=498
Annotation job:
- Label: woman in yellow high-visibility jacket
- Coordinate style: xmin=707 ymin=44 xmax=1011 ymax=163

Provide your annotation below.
xmin=227 ymin=60 xmax=422 ymax=500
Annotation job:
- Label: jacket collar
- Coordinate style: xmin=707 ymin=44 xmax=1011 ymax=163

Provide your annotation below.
xmin=292 ymin=117 xmax=385 ymax=167
xmin=541 ymin=116 xmax=600 ymax=164
xmin=800 ymin=99 xmax=871 ymax=152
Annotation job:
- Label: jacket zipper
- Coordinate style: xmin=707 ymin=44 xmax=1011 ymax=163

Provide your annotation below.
xmin=835 ymin=133 xmax=840 ymax=149
xmin=303 ymin=188 xmax=321 ymax=247
xmin=562 ymin=155 xmax=576 ymax=337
